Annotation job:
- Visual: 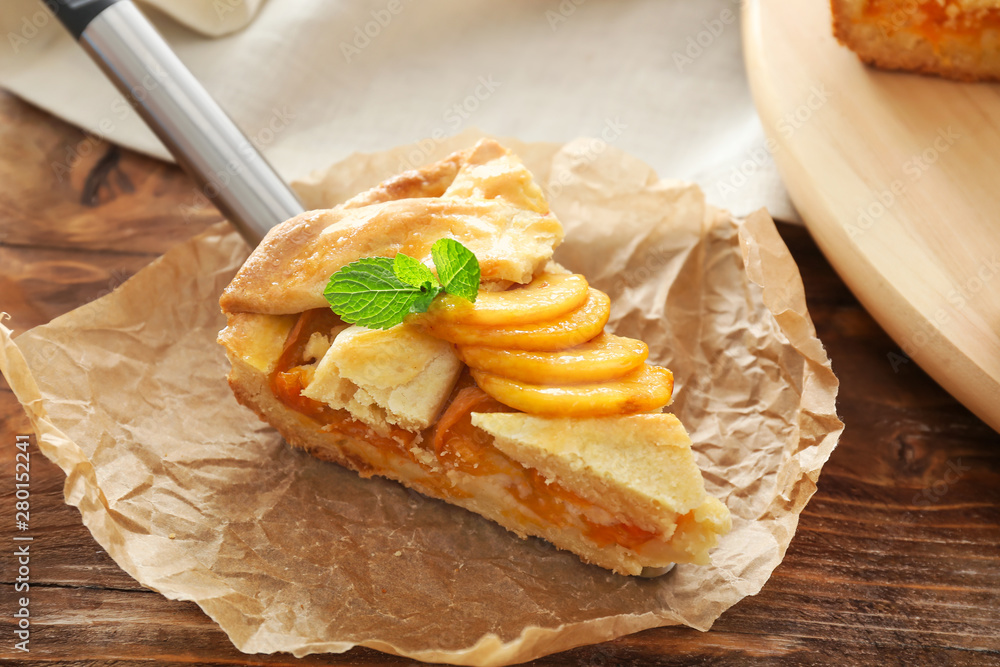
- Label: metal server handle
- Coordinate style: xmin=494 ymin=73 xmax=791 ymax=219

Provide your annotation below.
xmin=50 ymin=0 xmax=303 ymax=246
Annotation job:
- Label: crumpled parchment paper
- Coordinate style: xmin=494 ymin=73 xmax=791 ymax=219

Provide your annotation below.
xmin=0 ymin=132 xmax=842 ymax=666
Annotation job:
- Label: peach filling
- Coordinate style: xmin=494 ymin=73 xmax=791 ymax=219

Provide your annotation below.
xmin=862 ymin=1 xmax=1000 ymax=45
xmin=270 ymin=308 xmax=663 ymax=553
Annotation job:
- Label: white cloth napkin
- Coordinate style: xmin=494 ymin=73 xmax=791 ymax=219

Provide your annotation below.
xmin=0 ymin=0 xmax=797 ymax=221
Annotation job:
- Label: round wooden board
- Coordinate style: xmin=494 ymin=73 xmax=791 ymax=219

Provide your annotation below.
xmin=743 ymin=0 xmax=1000 ymax=433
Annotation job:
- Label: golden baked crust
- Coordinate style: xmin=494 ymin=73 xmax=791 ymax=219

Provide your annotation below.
xmin=220 ymin=140 xmax=562 ymax=315
xmin=218 ymin=141 xmax=731 ymax=575
xmin=832 ymin=0 xmax=1000 ymax=81
xmin=473 ymin=414 xmax=716 ymax=529
xmin=473 ymin=412 xmax=732 ymax=564
xmin=301 ymin=323 xmax=463 ymax=434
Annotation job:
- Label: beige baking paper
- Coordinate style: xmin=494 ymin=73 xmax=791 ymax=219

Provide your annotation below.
xmin=0 ymin=132 xmax=842 ymax=666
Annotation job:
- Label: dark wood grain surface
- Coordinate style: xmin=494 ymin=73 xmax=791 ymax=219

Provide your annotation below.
xmin=1 ymin=90 xmax=998 ymax=667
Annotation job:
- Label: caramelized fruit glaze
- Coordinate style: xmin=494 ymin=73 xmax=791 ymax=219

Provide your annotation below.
xmin=863 ymin=0 xmax=1000 ymax=45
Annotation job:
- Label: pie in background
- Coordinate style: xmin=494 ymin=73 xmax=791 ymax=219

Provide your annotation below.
xmin=832 ymin=0 xmax=1000 ymax=81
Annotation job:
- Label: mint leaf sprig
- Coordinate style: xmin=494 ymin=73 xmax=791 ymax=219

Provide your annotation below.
xmin=323 ymin=238 xmax=480 ymax=329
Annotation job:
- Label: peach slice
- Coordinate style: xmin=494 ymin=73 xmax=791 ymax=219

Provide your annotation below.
xmin=457 ymin=333 xmax=649 ymax=383
xmin=471 ymin=365 xmax=674 ymax=417
xmin=427 ymin=272 xmax=590 ymax=326
xmin=421 ymin=288 xmax=611 ymax=351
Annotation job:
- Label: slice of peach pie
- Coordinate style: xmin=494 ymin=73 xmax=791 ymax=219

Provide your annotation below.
xmin=218 ymin=139 xmax=730 ymax=575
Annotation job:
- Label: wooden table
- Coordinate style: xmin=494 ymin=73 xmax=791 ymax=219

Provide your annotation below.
xmin=1 ymin=90 xmax=998 ymax=666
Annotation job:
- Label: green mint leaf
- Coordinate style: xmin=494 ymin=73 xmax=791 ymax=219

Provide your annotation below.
xmin=324 ymin=258 xmax=432 ymax=329
xmin=322 ymin=240 xmax=480 ymax=329
xmin=431 ymin=238 xmax=480 ymax=302
xmin=409 ymin=284 xmax=443 ymax=313
xmin=393 ymin=252 xmax=438 ymax=290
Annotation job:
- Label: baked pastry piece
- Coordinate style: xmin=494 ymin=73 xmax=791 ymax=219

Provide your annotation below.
xmin=218 ymin=139 xmax=731 ymax=575
xmin=832 ymin=0 xmax=1000 ymax=81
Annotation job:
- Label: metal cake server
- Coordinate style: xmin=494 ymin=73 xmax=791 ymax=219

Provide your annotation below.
xmin=49 ymin=0 xmax=303 ymax=246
